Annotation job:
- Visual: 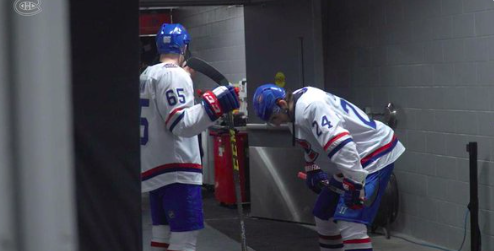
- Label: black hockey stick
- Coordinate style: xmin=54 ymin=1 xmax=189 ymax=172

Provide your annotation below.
xmin=185 ymin=57 xmax=248 ymax=251
xmin=185 ymin=57 xmax=230 ymax=86
xmin=297 ymin=172 xmax=344 ymax=195
xmin=298 ymin=172 xmax=372 ymax=207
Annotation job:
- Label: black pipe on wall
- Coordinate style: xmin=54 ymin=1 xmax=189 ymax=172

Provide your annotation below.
xmin=467 ymin=142 xmax=481 ymax=251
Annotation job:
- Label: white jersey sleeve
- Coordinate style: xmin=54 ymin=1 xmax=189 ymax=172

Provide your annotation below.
xmin=302 ymin=100 xmax=368 ymax=183
xmin=154 ymin=69 xmax=214 ymax=137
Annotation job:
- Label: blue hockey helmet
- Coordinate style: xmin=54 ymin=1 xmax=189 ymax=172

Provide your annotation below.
xmin=156 ymin=23 xmax=190 ymax=55
xmin=252 ymin=84 xmax=286 ymax=121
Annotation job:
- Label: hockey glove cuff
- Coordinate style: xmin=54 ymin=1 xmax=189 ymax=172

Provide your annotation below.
xmin=342 ymin=177 xmax=365 ymax=210
xmin=202 ymin=85 xmax=240 ymax=121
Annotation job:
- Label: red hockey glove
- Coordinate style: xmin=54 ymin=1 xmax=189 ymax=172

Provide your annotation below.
xmin=202 ymin=85 xmax=239 ymax=121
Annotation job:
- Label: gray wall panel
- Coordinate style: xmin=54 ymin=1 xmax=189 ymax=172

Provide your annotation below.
xmin=324 ymin=0 xmax=494 ymax=249
xmin=176 ymin=6 xmax=246 ymax=91
xmin=0 ymin=2 xmax=15 ymax=251
xmin=243 ymin=0 xmax=325 ymax=223
xmin=245 ymin=0 xmax=324 ymax=124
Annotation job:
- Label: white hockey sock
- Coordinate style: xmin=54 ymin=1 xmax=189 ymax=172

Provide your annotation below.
xmin=338 ymin=221 xmax=373 ymax=251
xmin=342 ymin=238 xmax=372 ymax=251
xmin=319 ymin=233 xmax=344 ymax=251
xmin=151 ymin=225 xmax=171 ymax=251
xmin=168 ymin=230 xmax=199 ymax=251
xmin=315 ymin=217 xmax=344 ymax=251
xmin=151 ymin=246 xmax=168 ymax=251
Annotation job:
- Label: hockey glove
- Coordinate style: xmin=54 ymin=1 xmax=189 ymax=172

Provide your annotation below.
xmin=305 ymin=165 xmax=329 ymax=194
xmin=202 ymin=85 xmax=240 ymax=121
xmin=342 ymin=177 xmax=365 ymax=210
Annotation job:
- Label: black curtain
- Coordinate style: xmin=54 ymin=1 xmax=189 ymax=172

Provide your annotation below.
xmin=70 ymin=1 xmax=142 ymax=250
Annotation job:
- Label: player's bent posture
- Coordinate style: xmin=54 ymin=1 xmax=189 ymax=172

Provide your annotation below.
xmin=140 ymin=23 xmax=239 ymax=251
xmin=252 ymin=84 xmax=405 ymax=251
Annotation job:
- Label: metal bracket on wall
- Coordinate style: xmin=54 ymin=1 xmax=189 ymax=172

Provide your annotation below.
xmin=367 ymin=103 xmax=398 ymax=129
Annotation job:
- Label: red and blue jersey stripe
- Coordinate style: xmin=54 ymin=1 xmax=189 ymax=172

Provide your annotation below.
xmin=360 ymin=135 xmax=398 ymax=168
xmin=324 ymin=133 xmax=398 ymax=168
xmin=142 ymin=163 xmax=202 ymax=181
xmin=324 ymin=132 xmax=354 ymax=159
xmin=165 ymin=107 xmax=186 ymax=132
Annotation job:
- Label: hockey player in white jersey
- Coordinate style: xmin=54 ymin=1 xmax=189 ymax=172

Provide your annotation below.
xmin=140 ymin=23 xmax=239 ymax=251
xmin=252 ymin=84 xmax=405 ymax=251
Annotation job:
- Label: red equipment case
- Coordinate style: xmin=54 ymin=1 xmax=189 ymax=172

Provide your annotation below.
xmin=210 ymin=129 xmax=249 ymax=205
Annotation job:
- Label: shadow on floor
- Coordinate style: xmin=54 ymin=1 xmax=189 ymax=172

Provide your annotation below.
xmin=202 ymin=188 xmax=439 ymax=251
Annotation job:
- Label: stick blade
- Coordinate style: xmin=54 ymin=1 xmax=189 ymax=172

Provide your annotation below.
xmin=185 ymin=57 xmax=230 ymax=86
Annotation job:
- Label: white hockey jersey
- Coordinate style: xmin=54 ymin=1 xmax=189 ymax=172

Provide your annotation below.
xmin=139 ymin=63 xmax=214 ymax=193
xmin=291 ymin=87 xmax=405 ymax=183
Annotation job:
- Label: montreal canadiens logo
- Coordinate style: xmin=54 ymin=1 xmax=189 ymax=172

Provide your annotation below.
xmin=168 ymin=210 xmax=175 ymax=219
xmin=295 ymin=138 xmax=319 ymax=162
xmin=14 ymin=0 xmax=42 ymax=16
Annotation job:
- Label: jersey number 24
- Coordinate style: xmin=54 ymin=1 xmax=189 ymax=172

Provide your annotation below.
xmin=340 ymin=99 xmax=376 ymax=129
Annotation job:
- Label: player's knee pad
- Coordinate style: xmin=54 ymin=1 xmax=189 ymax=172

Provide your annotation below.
xmin=315 ymin=217 xmax=343 ymax=251
xmin=168 ymin=230 xmax=199 ymax=251
xmin=151 ymin=225 xmax=171 ymax=249
xmin=338 ymin=221 xmax=372 ymax=250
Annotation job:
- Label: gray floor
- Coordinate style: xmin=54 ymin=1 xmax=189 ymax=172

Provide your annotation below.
xmin=371 ymin=234 xmax=438 ymax=251
xmin=142 ymin=204 xmax=255 ymax=251
xmin=142 ymin=193 xmax=446 ymax=251
xmin=143 ymin=222 xmax=256 ymax=251
xmin=302 ymin=225 xmax=446 ymax=251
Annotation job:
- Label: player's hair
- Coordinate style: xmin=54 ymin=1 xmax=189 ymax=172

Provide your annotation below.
xmin=280 ymin=89 xmax=297 ymax=122
xmin=283 ymin=89 xmax=294 ymax=109
xmin=284 ymin=90 xmax=293 ymax=103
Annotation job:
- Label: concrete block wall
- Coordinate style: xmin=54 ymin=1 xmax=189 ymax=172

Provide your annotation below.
xmin=175 ymin=6 xmax=246 ymax=91
xmin=324 ymin=0 xmax=494 ymax=249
